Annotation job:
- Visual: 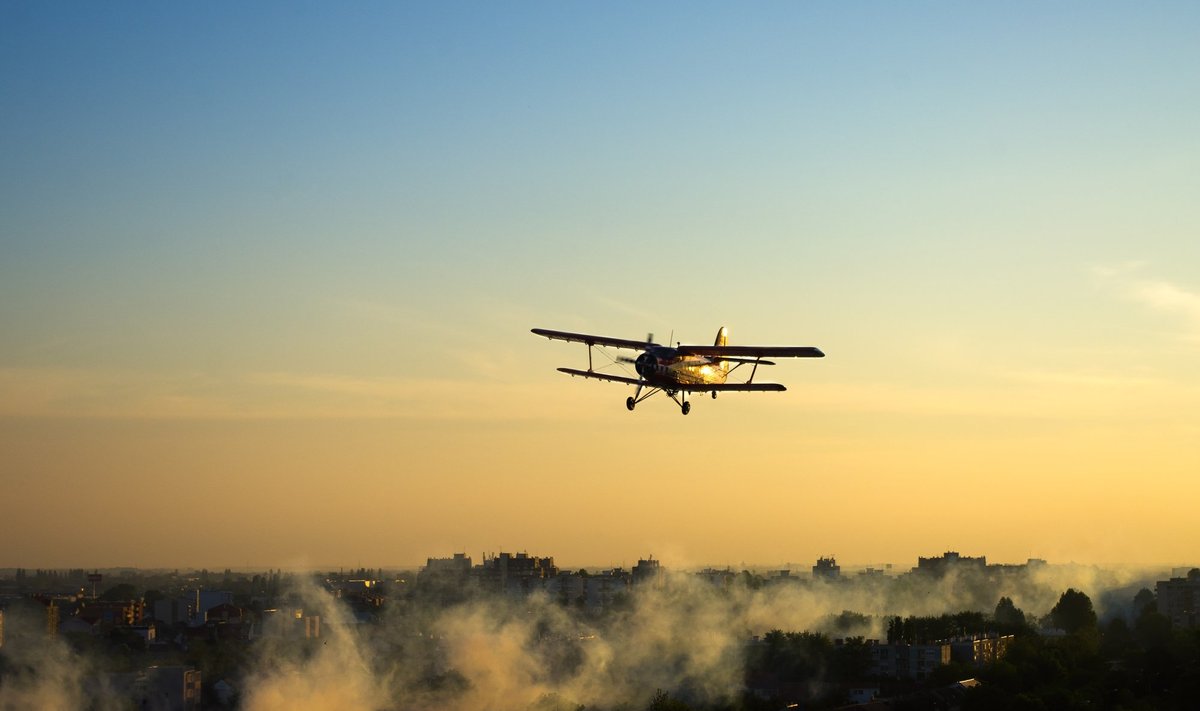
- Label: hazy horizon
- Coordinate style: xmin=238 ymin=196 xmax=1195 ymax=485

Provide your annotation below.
xmin=1 ymin=555 xmax=1195 ymax=577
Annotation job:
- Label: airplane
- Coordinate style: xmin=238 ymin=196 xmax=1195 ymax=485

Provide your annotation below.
xmin=531 ymin=326 xmax=824 ymax=415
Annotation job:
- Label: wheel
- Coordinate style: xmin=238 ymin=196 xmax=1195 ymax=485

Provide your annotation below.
xmin=626 ymin=397 xmax=635 ymax=411
xmin=711 ymin=391 xmax=717 ymax=399
xmin=681 ymin=402 xmax=691 ymax=415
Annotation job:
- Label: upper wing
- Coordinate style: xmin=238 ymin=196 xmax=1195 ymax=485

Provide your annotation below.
xmin=676 ymin=345 xmax=825 ymax=358
xmin=532 ymin=328 xmax=655 ymax=351
xmin=556 ymin=367 xmax=642 ymax=385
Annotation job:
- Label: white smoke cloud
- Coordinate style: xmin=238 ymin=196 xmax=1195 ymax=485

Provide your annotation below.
xmin=1 ymin=563 xmax=1164 ymax=711
xmin=0 ymin=603 xmax=111 ymax=711
xmin=230 ymin=562 xmax=1162 ymax=711
xmin=239 ymin=578 xmax=390 ymax=711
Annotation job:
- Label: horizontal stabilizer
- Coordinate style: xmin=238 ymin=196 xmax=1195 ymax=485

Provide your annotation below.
xmin=717 ymin=356 xmax=776 ymax=366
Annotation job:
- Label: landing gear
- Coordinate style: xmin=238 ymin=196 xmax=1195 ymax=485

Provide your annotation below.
xmin=681 ymin=402 xmax=691 ymax=415
xmin=711 ymin=391 xmax=717 ymax=399
xmin=625 ymin=383 xmax=660 ymax=412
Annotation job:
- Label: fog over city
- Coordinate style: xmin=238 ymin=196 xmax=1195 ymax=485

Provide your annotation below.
xmin=1 ymin=553 xmax=1189 ymax=710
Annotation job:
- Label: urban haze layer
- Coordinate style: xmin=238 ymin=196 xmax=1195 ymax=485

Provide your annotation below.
xmin=0 ymin=551 xmax=1197 ymax=710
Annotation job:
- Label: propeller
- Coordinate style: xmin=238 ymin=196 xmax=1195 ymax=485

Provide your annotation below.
xmin=617 ymin=333 xmax=656 ymax=365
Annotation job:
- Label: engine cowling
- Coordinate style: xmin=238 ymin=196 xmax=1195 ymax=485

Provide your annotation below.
xmin=635 ymin=352 xmax=656 ymax=378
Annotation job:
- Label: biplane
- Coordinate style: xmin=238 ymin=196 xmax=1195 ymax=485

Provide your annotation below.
xmin=531 ymin=327 xmax=824 ymax=415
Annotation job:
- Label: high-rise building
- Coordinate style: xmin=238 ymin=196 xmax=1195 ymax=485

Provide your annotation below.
xmin=813 ymin=556 xmax=841 ymax=580
xmin=477 ymin=552 xmax=558 ymax=596
xmin=632 ymin=558 xmax=661 ymax=585
xmin=914 ymin=551 xmax=986 ymax=576
xmin=1157 ymin=568 xmax=1200 ymax=629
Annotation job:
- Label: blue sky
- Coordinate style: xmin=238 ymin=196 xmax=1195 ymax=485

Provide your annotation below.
xmin=3 ymin=2 xmax=1200 ymax=567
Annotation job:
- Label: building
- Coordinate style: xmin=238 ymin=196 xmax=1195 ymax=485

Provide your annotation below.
xmin=137 ymin=666 xmax=202 ymax=711
xmin=696 ymin=568 xmax=735 ymax=588
xmin=420 ymin=553 xmax=472 ymax=581
xmin=848 ymin=687 xmax=880 ymax=704
xmin=192 ymin=590 xmax=234 ymax=624
xmin=870 ymin=640 xmax=952 ymax=680
xmin=150 ymin=590 xmax=234 ymax=626
xmin=632 ymin=558 xmax=661 ymax=585
xmin=584 ymin=569 xmax=630 ymax=610
xmin=91 ymin=666 xmax=201 ymax=711
xmin=913 ymin=551 xmax=987 ymax=576
xmin=417 ymin=553 xmax=475 ymax=603
xmin=476 ymin=552 xmax=558 ymax=596
xmin=812 ymin=556 xmax=841 ymax=580
xmin=1157 ymin=568 xmax=1200 ymax=629
xmin=151 ymin=597 xmax=190 ymax=626
xmin=546 ymin=571 xmax=586 ymax=605
xmin=77 ymin=599 xmax=145 ymax=627
xmin=950 ymin=634 xmax=1014 ymax=666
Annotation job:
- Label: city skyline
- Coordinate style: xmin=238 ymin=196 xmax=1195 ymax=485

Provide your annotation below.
xmin=4 ymin=3 xmax=1200 ymax=569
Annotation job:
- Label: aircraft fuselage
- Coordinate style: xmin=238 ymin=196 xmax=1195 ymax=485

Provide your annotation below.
xmin=634 ymin=347 xmax=728 ymax=389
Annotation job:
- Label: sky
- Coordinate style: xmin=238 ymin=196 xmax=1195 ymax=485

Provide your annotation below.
xmin=2 ymin=2 xmax=1199 ymax=570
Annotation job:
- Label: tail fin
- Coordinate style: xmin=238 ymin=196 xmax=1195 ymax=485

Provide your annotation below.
xmin=715 ymin=327 xmax=730 ymax=374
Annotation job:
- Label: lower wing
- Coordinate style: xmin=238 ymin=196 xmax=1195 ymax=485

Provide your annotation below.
xmin=556 ymin=368 xmax=641 ymax=385
xmin=556 ymin=368 xmax=785 ymax=392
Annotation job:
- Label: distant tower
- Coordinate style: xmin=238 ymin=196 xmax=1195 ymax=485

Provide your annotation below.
xmin=46 ymin=601 xmax=59 ymax=637
xmin=87 ymin=572 xmax=103 ymax=599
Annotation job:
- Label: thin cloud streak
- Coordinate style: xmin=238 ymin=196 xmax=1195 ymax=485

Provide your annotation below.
xmin=1092 ymin=262 xmax=1200 ymax=341
xmin=0 ymin=367 xmax=584 ymax=421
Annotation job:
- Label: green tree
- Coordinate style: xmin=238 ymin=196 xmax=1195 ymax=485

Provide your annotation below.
xmin=1049 ymin=589 xmax=1096 ymax=634
xmin=646 ymin=689 xmax=692 ymax=711
xmin=995 ymin=596 xmax=1027 ymax=631
xmin=99 ymin=583 xmax=139 ymax=602
xmin=1132 ymin=587 xmax=1155 ymax=616
xmin=1133 ymin=604 xmax=1172 ymax=650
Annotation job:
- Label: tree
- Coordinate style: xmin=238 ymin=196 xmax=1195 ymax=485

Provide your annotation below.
xmin=994 ymin=596 xmax=1027 ymax=630
xmin=1049 ymin=589 xmax=1096 ymax=634
xmin=99 ymin=583 xmax=139 ymax=602
xmin=143 ymin=589 xmax=166 ymax=608
xmin=646 ymin=689 xmax=692 ymax=711
xmin=1132 ymin=587 xmax=1155 ymax=616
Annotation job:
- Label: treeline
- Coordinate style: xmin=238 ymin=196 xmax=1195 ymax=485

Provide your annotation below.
xmin=964 ymin=590 xmax=1200 ymax=710
xmin=640 ymin=589 xmax=1200 ymax=711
